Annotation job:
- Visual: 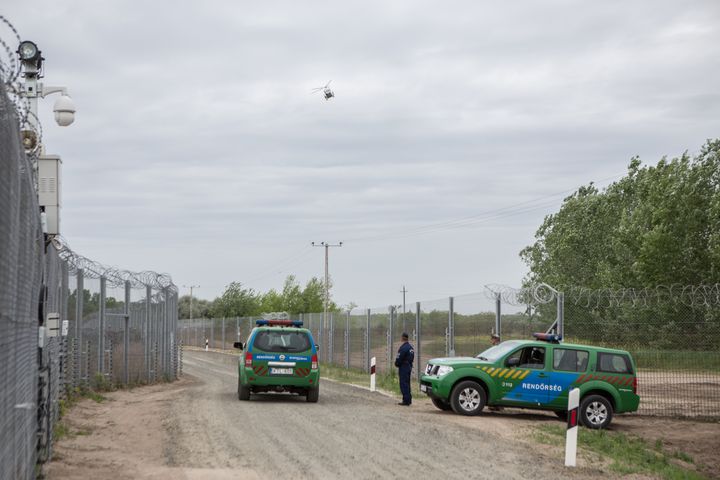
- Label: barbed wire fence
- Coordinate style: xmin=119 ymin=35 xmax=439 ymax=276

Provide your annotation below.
xmin=0 ymin=18 xmax=180 ymax=479
xmin=179 ymin=283 xmax=719 ymax=419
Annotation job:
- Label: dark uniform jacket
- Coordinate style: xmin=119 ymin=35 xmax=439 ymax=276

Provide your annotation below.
xmin=395 ymin=341 xmax=415 ymax=369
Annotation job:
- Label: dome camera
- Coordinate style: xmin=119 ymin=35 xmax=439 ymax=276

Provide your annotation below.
xmin=53 ymin=95 xmax=76 ymax=126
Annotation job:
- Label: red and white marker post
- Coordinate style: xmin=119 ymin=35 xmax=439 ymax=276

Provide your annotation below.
xmin=565 ymin=387 xmax=580 ymax=467
xmin=370 ymin=356 xmax=376 ymax=392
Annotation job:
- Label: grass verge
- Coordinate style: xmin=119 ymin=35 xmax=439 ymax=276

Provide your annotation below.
xmin=52 ymin=386 xmax=105 ymax=442
xmin=320 ymin=363 xmax=422 ymax=396
xmin=533 ymin=424 xmax=705 ymax=479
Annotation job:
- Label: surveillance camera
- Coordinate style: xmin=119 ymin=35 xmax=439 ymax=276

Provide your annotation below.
xmin=53 ymin=95 xmax=76 ymax=126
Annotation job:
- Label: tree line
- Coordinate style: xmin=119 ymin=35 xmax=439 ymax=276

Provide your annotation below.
xmin=521 ymin=139 xmax=719 ymax=289
xmin=520 ymin=139 xmax=719 ymax=349
xmin=179 ymin=275 xmax=341 ymax=319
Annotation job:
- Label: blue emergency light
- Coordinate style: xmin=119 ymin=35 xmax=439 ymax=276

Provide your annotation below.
xmin=255 ymin=319 xmax=303 ymax=327
xmin=533 ymin=332 xmax=562 ymax=343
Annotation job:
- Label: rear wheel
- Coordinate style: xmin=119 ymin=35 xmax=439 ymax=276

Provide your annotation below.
xmin=306 ymin=386 xmax=319 ymax=403
xmin=580 ymin=394 xmax=613 ymax=429
xmin=450 ymin=381 xmax=486 ymax=416
xmin=238 ymin=379 xmax=250 ymax=401
xmin=431 ymin=398 xmax=452 ymax=411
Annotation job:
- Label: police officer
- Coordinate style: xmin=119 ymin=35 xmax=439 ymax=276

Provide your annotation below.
xmin=395 ymin=332 xmax=415 ymax=406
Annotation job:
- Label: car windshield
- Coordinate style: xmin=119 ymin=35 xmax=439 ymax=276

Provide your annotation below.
xmin=475 ymin=341 xmax=521 ymax=361
xmin=252 ymin=330 xmax=311 ymax=353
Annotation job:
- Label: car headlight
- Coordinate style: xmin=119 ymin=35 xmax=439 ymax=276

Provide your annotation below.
xmin=436 ymin=366 xmax=454 ymax=377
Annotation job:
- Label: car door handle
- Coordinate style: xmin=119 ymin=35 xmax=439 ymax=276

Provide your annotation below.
xmin=538 ymin=373 xmax=548 ymax=378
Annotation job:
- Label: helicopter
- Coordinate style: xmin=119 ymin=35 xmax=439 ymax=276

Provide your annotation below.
xmin=311 ymin=80 xmax=334 ymax=100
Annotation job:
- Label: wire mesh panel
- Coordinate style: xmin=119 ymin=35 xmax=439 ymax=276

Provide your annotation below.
xmin=369 ymin=308 xmax=391 ymax=374
xmin=452 ymin=293 xmax=497 ymax=357
xmin=562 ymin=290 xmax=720 ymax=418
xmin=331 ymin=312 xmax=344 ymax=366
xmin=348 ymin=310 xmax=367 ymax=371
xmin=0 ymin=78 xmax=43 ymax=479
xmin=418 ymin=298 xmax=450 ymax=373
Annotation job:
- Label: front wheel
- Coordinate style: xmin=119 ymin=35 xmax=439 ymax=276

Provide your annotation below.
xmin=238 ymin=380 xmax=250 ymax=401
xmin=432 ymin=397 xmax=452 ymax=411
xmin=579 ymin=394 xmax=613 ymax=429
xmin=450 ymin=381 xmax=486 ymax=416
xmin=306 ymin=386 xmax=319 ymax=403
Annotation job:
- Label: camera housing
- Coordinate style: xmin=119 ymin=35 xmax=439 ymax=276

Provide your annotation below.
xmin=53 ymin=95 xmax=76 ymax=126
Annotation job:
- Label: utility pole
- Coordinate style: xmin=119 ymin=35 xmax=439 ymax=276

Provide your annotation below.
xmin=311 ymin=242 xmax=342 ymax=330
xmin=182 ymin=285 xmax=200 ymax=319
xmin=401 ymin=285 xmax=408 ymax=332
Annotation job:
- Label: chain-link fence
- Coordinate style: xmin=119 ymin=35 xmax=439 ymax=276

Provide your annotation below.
xmin=1 ymin=50 xmax=180 ymax=479
xmin=561 ymin=285 xmax=720 ymax=418
xmin=179 ymin=283 xmax=719 ymax=419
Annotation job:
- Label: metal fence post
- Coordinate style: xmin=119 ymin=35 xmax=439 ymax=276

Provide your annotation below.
xmin=210 ymin=317 xmax=215 ymax=350
xmin=60 ymin=261 xmax=69 ymax=394
xmin=329 ymin=312 xmax=334 ymax=363
xmin=495 ymin=292 xmax=502 ymax=339
xmin=558 ymin=291 xmax=564 ymax=338
xmin=318 ymin=313 xmax=323 ymax=363
xmin=124 ymin=280 xmax=130 ymax=386
xmin=164 ymin=288 xmax=170 ymax=377
xmin=415 ymin=302 xmax=421 ymax=382
xmin=388 ymin=306 xmax=395 ymax=372
xmin=76 ymin=269 xmax=84 ymax=383
xmin=365 ymin=309 xmax=371 ymax=372
xmin=145 ymin=285 xmax=151 ymax=382
xmin=448 ymin=296 xmax=455 ymax=356
xmin=98 ymin=275 xmax=106 ymax=375
xmin=345 ymin=311 xmax=350 ymax=369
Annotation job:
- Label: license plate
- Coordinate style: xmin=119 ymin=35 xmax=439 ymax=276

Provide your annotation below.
xmin=270 ymin=367 xmax=293 ymax=375
xmin=420 ymin=384 xmax=428 ymax=393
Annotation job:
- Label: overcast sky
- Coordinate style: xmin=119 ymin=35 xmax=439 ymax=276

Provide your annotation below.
xmin=3 ymin=0 xmax=719 ymax=310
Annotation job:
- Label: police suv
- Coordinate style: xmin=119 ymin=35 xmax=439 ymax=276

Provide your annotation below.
xmin=234 ymin=317 xmax=320 ymax=402
xmin=420 ymin=333 xmax=640 ymax=428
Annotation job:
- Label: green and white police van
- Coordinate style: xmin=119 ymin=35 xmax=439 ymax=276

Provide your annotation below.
xmin=420 ymin=333 xmax=640 ymax=428
xmin=234 ymin=317 xmax=320 ymax=402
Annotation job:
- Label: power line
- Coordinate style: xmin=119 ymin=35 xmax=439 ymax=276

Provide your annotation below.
xmin=341 ymin=173 xmax=624 ymax=244
xmin=241 ymin=246 xmax=314 ymax=284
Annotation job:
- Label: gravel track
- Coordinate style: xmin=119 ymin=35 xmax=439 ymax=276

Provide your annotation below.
xmin=170 ymin=350 xmax=582 ymax=479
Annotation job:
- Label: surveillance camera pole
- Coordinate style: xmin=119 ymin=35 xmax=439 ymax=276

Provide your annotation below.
xmin=311 ymin=242 xmax=342 ymax=332
xmin=18 ymin=40 xmax=74 ymax=238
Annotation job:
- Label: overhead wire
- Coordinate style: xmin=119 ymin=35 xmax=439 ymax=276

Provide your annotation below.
xmin=341 ymin=173 xmax=624 ymax=244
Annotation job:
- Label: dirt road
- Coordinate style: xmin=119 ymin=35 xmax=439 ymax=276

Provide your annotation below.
xmin=167 ymin=350 xmax=583 ymax=479
xmin=52 ymin=350 xmax=720 ymax=479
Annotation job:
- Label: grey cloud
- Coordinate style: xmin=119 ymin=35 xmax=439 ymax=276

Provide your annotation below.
xmin=4 ymin=0 xmax=719 ymax=303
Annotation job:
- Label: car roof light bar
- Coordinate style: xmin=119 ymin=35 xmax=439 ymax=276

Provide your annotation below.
xmin=533 ymin=332 xmax=562 ymax=343
xmin=255 ymin=319 xmax=303 ymax=327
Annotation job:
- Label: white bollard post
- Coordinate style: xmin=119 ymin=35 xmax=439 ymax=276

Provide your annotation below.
xmin=205 ymin=337 xmax=209 ymax=352
xmin=370 ymin=356 xmax=376 ymax=392
xmin=565 ymin=388 xmax=580 ymax=467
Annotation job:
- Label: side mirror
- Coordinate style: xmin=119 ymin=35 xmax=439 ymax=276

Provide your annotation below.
xmin=233 ymin=342 xmax=244 ymax=350
xmin=315 ymin=344 xmax=320 ymax=351
xmin=506 ymin=357 xmax=520 ymax=367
